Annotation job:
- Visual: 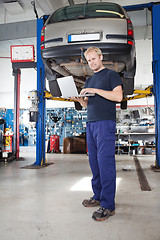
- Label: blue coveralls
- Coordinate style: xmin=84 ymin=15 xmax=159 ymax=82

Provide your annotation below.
xmin=86 ymin=120 xmax=116 ymax=210
xmin=84 ymin=68 xmax=122 ymax=210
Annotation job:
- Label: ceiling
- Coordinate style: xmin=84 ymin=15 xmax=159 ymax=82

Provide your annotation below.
xmin=0 ymin=0 xmax=158 ymax=54
xmin=0 ymin=0 xmax=158 ymax=19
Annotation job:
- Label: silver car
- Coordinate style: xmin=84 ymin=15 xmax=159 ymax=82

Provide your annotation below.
xmin=41 ymin=2 xmax=136 ymax=106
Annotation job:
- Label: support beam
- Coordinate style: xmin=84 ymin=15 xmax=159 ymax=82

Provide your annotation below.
xmin=152 ymin=4 xmax=160 ymax=168
xmin=34 ymin=18 xmax=46 ymax=166
xmin=123 ymin=2 xmax=155 ymax=11
xmin=13 ymin=68 xmax=21 ymax=159
xmin=0 ymin=20 xmax=36 ymax=41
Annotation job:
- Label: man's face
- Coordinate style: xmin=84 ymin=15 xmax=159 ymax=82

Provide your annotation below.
xmin=86 ymin=51 xmax=103 ymax=72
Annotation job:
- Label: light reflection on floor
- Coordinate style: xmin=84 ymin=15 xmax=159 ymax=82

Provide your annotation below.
xmin=70 ymin=177 xmax=121 ymax=191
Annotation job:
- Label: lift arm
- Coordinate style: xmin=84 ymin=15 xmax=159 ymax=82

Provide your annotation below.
xmin=45 ymin=85 xmax=153 ymax=103
xmin=122 ymin=85 xmax=153 ymax=102
xmin=44 ymin=91 xmax=74 ymax=102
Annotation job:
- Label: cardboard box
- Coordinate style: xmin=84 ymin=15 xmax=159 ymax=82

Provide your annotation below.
xmin=63 ymin=137 xmax=86 ymax=154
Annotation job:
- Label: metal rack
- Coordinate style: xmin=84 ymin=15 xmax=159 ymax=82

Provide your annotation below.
xmin=116 ymin=132 xmax=155 ymax=155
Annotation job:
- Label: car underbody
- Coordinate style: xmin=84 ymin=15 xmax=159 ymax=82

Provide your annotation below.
xmin=43 ymin=45 xmax=136 ymax=97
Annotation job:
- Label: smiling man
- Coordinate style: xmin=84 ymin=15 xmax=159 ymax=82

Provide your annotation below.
xmin=72 ymin=46 xmax=123 ymax=221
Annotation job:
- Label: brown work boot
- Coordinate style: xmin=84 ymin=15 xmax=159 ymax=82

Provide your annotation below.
xmin=92 ymin=207 xmax=115 ymax=221
xmin=82 ymin=197 xmax=100 ymax=207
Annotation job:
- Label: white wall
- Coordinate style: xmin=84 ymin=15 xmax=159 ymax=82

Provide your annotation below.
xmin=135 ymin=39 xmax=153 ymax=88
xmin=0 ymin=55 xmax=74 ymax=109
xmin=0 ymin=58 xmax=37 ymax=109
xmin=128 ymin=38 xmax=154 ymax=106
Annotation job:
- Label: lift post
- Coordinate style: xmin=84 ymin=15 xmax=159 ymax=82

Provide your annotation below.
xmin=11 ymin=50 xmax=36 ymax=161
xmin=12 ymin=68 xmax=21 ymax=159
xmin=34 ymin=18 xmax=46 ymax=166
xmin=152 ymin=4 xmax=160 ymax=168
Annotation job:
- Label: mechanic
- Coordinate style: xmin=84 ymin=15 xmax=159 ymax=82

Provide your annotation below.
xmin=72 ymin=46 xmax=123 ymax=221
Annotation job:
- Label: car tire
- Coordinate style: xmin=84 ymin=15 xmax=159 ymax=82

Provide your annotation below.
xmin=45 ymin=70 xmax=62 ymax=97
xmin=121 ymin=100 xmax=127 ymax=110
xmin=74 ymin=102 xmax=82 ymax=110
xmin=48 ymin=80 xmax=61 ymax=97
xmin=121 ymin=77 xmax=134 ymax=95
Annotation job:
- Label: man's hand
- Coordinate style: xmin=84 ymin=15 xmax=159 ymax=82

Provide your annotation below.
xmin=69 ymin=95 xmax=88 ymax=108
xmin=80 ymin=88 xmax=96 ymax=95
xmin=81 ymin=86 xmax=123 ymax=102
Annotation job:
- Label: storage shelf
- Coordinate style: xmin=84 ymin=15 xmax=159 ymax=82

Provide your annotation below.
xmin=116 ymin=132 xmax=155 ymax=155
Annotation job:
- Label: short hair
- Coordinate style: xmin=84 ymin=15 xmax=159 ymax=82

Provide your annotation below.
xmin=84 ymin=47 xmax=102 ymax=59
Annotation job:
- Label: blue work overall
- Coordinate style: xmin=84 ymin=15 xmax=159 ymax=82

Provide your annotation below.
xmin=86 ymin=119 xmax=116 ymax=210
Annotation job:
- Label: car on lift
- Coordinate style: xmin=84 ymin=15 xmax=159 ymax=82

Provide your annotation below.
xmin=41 ymin=2 xmax=136 ymax=108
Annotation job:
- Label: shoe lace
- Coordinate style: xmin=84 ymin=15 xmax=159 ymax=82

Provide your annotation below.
xmin=97 ymin=207 xmax=105 ymax=213
xmin=97 ymin=207 xmax=109 ymax=214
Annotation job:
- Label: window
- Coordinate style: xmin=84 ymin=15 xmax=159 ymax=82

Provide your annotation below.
xmin=47 ymin=3 xmax=125 ymax=24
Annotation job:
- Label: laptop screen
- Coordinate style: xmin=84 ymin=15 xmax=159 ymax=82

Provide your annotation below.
xmin=57 ymin=76 xmax=79 ymax=98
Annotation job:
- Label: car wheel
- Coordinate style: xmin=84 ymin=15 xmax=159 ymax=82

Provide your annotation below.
xmin=121 ymin=77 xmax=134 ymax=95
xmin=45 ymin=70 xmax=62 ymax=97
xmin=48 ymin=80 xmax=62 ymax=97
xmin=121 ymin=100 xmax=127 ymax=110
xmin=74 ymin=102 xmax=82 ymax=110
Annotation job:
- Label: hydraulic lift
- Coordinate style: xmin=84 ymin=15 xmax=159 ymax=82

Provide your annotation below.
xmin=122 ymin=85 xmax=153 ymax=102
xmin=44 ymin=86 xmax=154 ymax=102
xmin=24 ymin=2 xmax=160 ymax=167
xmin=152 ymin=4 xmax=160 ymax=169
xmin=8 ymin=20 xmax=46 ymax=166
xmin=10 ymin=46 xmax=36 ymax=162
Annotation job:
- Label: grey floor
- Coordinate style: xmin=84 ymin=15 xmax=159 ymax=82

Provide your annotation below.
xmin=0 ymin=147 xmax=160 ymax=240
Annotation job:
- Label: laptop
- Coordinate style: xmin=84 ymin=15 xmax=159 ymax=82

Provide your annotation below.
xmin=57 ymin=76 xmax=95 ymax=98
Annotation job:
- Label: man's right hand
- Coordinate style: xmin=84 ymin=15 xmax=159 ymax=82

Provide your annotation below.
xmin=70 ymin=95 xmax=88 ymax=109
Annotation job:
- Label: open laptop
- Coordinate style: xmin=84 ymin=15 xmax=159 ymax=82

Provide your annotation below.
xmin=57 ymin=76 xmax=95 ymax=98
